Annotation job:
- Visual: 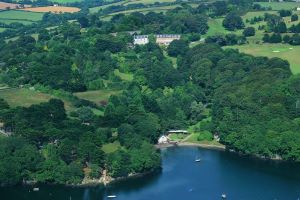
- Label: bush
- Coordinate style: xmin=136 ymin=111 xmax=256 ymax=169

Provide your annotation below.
xmin=291 ymin=14 xmax=299 ymax=22
xmin=243 ymin=27 xmax=255 ymax=37
xmin=197 ymin=131 xmax=213 ymax=141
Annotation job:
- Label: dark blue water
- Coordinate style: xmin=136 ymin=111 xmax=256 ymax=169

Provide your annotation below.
xmin=1 ymin=147 xmax=300 ymax=200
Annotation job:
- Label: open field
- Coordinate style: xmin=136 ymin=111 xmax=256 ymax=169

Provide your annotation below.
xmin=114 ymin=69 xmax=133 ymax=81
xmin=0 ymin=88 xmax=53 ymax=107
xmin=0 ymin=2 xmax=20 ymax=10
xmin=124 ymin=0 xmax=176 ymax=6
xmin=225 ymin=43 xmax=300 ymax=74
xmin=0 ymin=27 xmax=6 ymax=32
xmin=74 ymin=89 xmax=121 ymax=105
xmin=255 ymin=1 xmax=300 ymax=11
xmin=21 ymin=6 xmax=80 ymax=13
xmin=0 ymin=88 xmax=75 ymax=111
xmin=0 ymin=10 xmax=43 ymax=24
xmin=102 ymin=141 xmax=121 ymax=154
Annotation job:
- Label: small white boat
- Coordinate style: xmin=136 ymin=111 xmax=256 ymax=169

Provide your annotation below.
xmin=33 ymin=187 xmax=39 ymax=192
xmin=195 ymin=158 xmax=201 ymax=162
xmin=221 ymin=194 xmax=227 ymax=199
xmin=107 ymin=195 xmax=117 ymax=198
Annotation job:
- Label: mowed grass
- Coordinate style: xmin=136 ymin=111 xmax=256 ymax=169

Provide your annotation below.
xmin=74 ymin=89 xmax=121 ymax=105
xmin=114 ymin=69 xmax=133 ymax=81
xmin=0 ymin=88 xmax=52 ymax=107
xmin=0 ymin=88 xmax=75 ymax=111
xmin=102 ymin=141 xmax=121 ymax=154
xmin=0 ymin=27 xmax=6 ymax=32
xmin=0 ymin=10 xmax=43 ymax=24
xmin=255 ymin=2 xmax=300 ymax=11
xmin=225 ymin=43 xmax=300 ymax=74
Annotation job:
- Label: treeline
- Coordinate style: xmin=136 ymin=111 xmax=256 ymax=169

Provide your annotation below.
xmin=0 ymin=98 xmax=161 ymax=185
xmin=180 ymin=44 xmax=300 ymax=161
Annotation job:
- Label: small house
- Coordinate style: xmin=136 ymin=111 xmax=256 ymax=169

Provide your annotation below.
xmin=297 ymin=7 xmax=300 ymax=11
xmin=133 ymin=35 xmax=149 ymax=45
xmin=155 ymin=34 xmax=181 ymax=46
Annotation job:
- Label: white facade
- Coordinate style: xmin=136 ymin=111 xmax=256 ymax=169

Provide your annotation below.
xmin=134 ymin=35 xmax=149 ymax=45
xmin=297 ymin=7 xmax=300 ymax=11
xmin=155 ymin=34 xmax=181 ymax=46
xmin=158 ymin=135 xmax=169 ymax=144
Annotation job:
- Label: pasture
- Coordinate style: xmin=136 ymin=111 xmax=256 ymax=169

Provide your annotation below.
xmin=0 ymin=27 xmax=6 ymax=32
xmin=74 ymin=89 xmax=121 ymax=105
xmin=0 ymin=88 xmax=75 ymax=111
xmin=225 ymin=43 xmax=300 ymax=74
xmin=255 ymin=1 xmax=300 ymax=11
xmin=21 ymin=6 xmax=80 ymax=13
xmin=0 ymin=10 xmax=43 ymax=24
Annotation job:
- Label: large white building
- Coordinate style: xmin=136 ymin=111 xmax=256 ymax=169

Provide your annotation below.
xmin=155 ymin=34 xmax=181 ymax=46
xmin=133 ymin=35 xmax=149 ymax=45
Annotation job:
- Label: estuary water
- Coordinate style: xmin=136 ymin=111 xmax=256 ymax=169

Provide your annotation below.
xmin=1 ymin=146 xmax=300 ymax=200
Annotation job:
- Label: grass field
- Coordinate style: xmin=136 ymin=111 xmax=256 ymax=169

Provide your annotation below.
xmin=102 ymin=141 xmax=121 ymax=154
xmin=0 ymin=88 xmax=75 ymax=111
xmin=74 ymin=89 xmax=121 ymax=105
xmin=255 ymin=2 xmax=300 ymax=11
xmin=0 ymin=27 xmax=6 ymax=32
xmin=225 ymin=43 xmax=300 ymax=74
xmin=0 ymin=88 xmax=53 ymax=107
xmin=0 ymin=10 xmax=43 ymax=24
xmin=114 ymin=69 xmax=134 ymax=81
xmin=49 ymin=0 xmax=83 ymax=3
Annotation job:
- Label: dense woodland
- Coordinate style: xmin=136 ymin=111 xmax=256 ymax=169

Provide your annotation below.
xmin=1 ymin=0 xmax=300 ymax=186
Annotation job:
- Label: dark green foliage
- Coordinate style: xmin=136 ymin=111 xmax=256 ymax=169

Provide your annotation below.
xmin=222 ymin=12 xmax=245 ymax=31
xmin=167 ymin=40 xmax=189 ymax=57
xmin=278 ymin=10 xmax=292 ymax=17
xmin=243 ymin=27 xmax=255 ymax=37
xmin=291 ymin=14 xmax=299 ymax=22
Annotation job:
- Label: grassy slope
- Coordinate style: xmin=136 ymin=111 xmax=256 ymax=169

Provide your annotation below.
xmin=102 ymin=141 xmax=121 ymax=154
xmin=114 ymin=69 xmax=134 ymax=81
xmin=0 ymin=27 xmax=6 ymax=32
xmin=50 ymin=0 xmax=83 ymax=3
xmin=255 ymin=2 xmax=300 ymax=10
xmin=0 ymin=88 xmax=75 ymax=111
xmin=74 ymin=89 xmax=121 ymax=105
xmin=225 ymin=44 xmax=300 ymax=74
xmin=0 ymin=10 xmax=43 ymax=24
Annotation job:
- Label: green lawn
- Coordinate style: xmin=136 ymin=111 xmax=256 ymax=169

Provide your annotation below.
xmin=225 ymin=43 xmax=300 ymax=74
xmin=0 ymin=27 xmax=6 ymax=32
xmin=0 ymin=10 xmax=43 ymax=24
xmin=255 ymin=2 xmax=300 ymax=11
xmin=74 ymin=89 xmax=121 ymax=105
xmin=0 ymin=88 xmax=75 ymax=111
xmin=114 ymin=69 xmax=134 ymax=81
xmin=0 ymin=88 xmax=53 ymax=107
xmin=102 ymin=141 xmax=121 ymax=154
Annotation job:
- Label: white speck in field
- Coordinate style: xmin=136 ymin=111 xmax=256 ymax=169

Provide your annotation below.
xmin=272 ymin=50 xmax=280 ymax=53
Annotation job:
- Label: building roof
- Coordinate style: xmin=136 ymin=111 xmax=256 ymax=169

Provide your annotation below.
xmin=156 ymin=34 xmax=181 ymax=38
xmin=134 ymin=35 xmax=148 ymax=39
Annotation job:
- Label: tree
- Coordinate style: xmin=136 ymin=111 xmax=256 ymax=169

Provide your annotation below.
xmin=263 ymin=34 xmax=270 ymax=43
xmin=278 ymin=9 xmax=292 ymax=17
xmin=269 ymin=33 xmax=282 ymax=43
xmin=223 ymin=12 xmax=245 ymax=31
xmin=243 ymin=27 xmax=255 ymax=37
xmin=291 ymin=14 xmax=299 ymax=22
xmin=283 ymin=35 xmax=291 ymax=43
xmin=167 ymin=40 xmax=189 ymax=57
xmin=274 ymin=21 xmax=287 ymax=33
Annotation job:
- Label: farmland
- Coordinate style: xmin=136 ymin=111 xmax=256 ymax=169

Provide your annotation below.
xmin=0 ymin=27 xmax=6 ymax=32
xmin=255 ymin=1 xmax=300 ymax=11
xmin=0 ymin=2 xmax=20 ymax=10
xmin=0 ymin=88 xmax=76 ymax=111
xmin=225 ymin=44 xmax=300 ymax=74
xmin=21 ymin=6 xmax=80 ymax=13
xmin=0 ymin=10 xmax=43 ymax=24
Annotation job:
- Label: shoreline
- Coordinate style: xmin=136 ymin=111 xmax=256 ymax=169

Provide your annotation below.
xmin=155 ymin=141 xmax=226 ymax=150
